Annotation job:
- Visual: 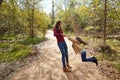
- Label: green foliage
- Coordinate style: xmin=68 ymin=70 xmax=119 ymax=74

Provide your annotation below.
xmin=0 ymin=43 xmax=32 ymax=63
xmin=0 ymin=36 xmax=45 ymax=63
xmin=18 ymin=37 xmax=45 ymax=45
xmin=1 ymin=34 xmax=15 ymax=41
xmin=0 ymin=43 xmax=9 ymax=49
xmin=84 ymin=26 xmax=94 ymax=31
xmin=107 ymin=39 xmax=120 ymax=51
xmin=55 ymin=0 xmax=120 ymax=35
xmin=114 ymin=63 xmax=120 ymax=71
xmin=34 ymin=10 xmax=50 ymax=29
xmin=0 ymin=0 xmax=51 ymax=39
xmin=0 ymin=0 xmax=50 ymax=64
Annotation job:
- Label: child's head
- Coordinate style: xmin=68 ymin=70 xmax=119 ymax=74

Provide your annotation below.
xmin=76 ymin=36 xmax=88 ymax=45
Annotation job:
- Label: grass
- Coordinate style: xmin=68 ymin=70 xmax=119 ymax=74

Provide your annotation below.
xmin=18 ymin=37 xmax=45 ymax=45
xmin=1 ymin=34 xmax=15 ymax=41
xmin=92 ymin=38 xmax=120 ymax=71
xmin=0 ymin=44 xmax=32 ymax=63
xmin=106 ymin=39 xmax=120 ymax=51
xmin=111 ymin=62 xmax=120 ymax=71
xmin=0 ymin=36 xmax=45 ymax=64
xmin=0 ymin=43 xmax=9 ymax=49
xmin=114 ymin=63 xmax=120 ymax=71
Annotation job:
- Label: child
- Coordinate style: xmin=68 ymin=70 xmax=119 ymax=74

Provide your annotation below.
xmin=67 ymin=36 xmax=98 ymax=66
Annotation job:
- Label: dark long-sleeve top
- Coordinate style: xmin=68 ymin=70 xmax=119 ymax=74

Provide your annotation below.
xmin=53 ymin=27 xmax=65 ymax=43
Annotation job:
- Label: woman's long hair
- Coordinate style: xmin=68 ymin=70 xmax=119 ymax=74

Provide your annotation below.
xmin=55 ymin=20 xmax=62 ymax=31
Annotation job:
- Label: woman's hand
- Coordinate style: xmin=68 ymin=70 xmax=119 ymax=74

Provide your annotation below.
xmin=62 ymin=33 xmax=67 ymax=37
xmin=65 ymin=35 xmax=70 ymax=38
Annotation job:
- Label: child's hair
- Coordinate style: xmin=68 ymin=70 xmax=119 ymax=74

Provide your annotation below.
xmin=76 ymin=36 xmax=88 ymax=45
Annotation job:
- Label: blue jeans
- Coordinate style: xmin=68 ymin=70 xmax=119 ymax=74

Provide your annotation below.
xmin=58 ymin=41 xmax=68 ymax=68
xmin=81 ymin=49 xmax=96 ymax=62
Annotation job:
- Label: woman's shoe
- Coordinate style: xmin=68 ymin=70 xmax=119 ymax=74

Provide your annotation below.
xmin=63 ymin=67 xmax=71 ymax=72
xmin=67 ymin=64 xmax=72 ymax=69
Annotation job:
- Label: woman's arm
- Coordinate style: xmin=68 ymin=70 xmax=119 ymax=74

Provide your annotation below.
xmin=53 ymin=27 xmax=62 ymax=36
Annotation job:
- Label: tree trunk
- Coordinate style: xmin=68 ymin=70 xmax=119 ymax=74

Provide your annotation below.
xmin=0 ymin=0 xmax=3 ymax=7
xmin=102 ymin=0 xmax=107 ymax=46
xmin=52 ymin=0 xmax=54 ymax=25
xmin=65 ymin=0 xmax=68 ymax=32
xmin=31 ymin=5 xmax=34 ymax=38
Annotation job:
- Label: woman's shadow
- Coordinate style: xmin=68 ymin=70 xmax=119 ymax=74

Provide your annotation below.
xmin=63 ymin=66 xmax=82 ymax=80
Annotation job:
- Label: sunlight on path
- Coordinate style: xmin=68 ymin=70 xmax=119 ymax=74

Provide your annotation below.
xmin=10 ymin=30 xmax=108 ymax=80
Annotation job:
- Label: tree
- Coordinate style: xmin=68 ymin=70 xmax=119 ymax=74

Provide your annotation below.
xmin=102 ymin=0 xmax=107 ymax=46
xmin=0 ymin=0 xmax=3 ymax=7
xmin=52 ymin=0 xmax=54 ymax=25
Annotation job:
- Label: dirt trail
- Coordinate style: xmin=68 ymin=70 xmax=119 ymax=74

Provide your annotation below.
xmin=9 ymin=30 xmax=108 ymax=80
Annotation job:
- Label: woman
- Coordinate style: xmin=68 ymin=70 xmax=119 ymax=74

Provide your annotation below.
xmin=68 ymin=36 xmax=98 ymax=66
xmin=53 ymin=20 xmax=71 ymax=72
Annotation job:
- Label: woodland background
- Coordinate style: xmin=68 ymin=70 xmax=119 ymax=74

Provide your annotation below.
xmin=0 ymin=0 xmax=120 ymax=80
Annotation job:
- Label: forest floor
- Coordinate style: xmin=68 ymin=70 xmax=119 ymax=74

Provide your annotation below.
xmin=1 ymin=30 xmax=120 ymax=80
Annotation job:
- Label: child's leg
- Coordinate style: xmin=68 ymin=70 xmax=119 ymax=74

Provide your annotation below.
xmin=86 ymin=57 xmax=97 ymax=61
xmin=81 ymin=49 xmax=89 ymax=62
xmin=81 ymin=49 xmax=96 ymax=62
xmin=81 ymin=49 xmax=98 ymax=66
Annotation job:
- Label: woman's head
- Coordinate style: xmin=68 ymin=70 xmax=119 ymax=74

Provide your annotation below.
xmin=55 ymin=20 xmax=62 ymax=30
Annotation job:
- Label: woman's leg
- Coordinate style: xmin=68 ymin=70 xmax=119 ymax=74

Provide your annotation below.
xmin=58 ymin=42 xmax=71 ymax=72
xmin=58 ymin=42 xmax=66 ymax=68
xmin=63 ymin=41 xmax=72 ymax=68
xmin=63 ymin=41 xmax=68 ymax=64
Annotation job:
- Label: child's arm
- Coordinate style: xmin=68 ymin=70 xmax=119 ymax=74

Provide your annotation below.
xmin=67 ymin=37 xmax=78 ymax=43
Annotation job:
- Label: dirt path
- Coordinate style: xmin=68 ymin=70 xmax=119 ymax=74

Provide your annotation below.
xmin=9 ymin=30 xmax=109 ymax=80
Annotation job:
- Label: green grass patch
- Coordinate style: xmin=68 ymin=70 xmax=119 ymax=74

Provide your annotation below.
xmin=114 ymin=63 xmax=120 ymax=71
xmin=0 ymin=43 xmax=32 ymax=63
xmin=0 ymin=36 xmax=45 ymax=63
xmin=110 ymin=62 xmax=120 ymax=71
xmin=96 ymin=52 xmax=118 ymax=61
xmin=107 ymin=39 xmax=120 ymax=51
xmin=1 ymin=34 xmax=15 ymax=41
xmin=18 ymin=37 xmax=45 ymax=45
xmin=0 ymin=43 xmax=9 ymax=49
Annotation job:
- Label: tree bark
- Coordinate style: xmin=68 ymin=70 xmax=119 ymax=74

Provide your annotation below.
xmin=0 ymin=0 xmax=3 ymax=7
xmin=52 ymin=0 xmax=54 ymax=25
xmin=102 ymin=0 xmax=107 ymax=46
xmin=31 ymin=4 xmax=34 ymax=38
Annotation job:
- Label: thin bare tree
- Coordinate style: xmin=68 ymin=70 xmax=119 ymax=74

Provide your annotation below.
xmin=52 ymin=0 xmax=54 ymax=25
xmin=0 ymin=0 xmax=3 ymax=7
xmin=102 ymin=0 xmax=107 ymax=46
